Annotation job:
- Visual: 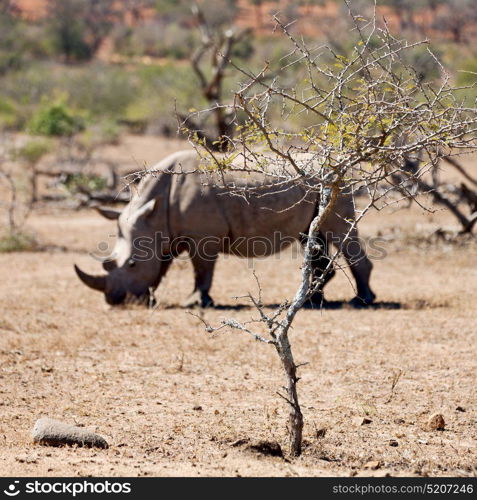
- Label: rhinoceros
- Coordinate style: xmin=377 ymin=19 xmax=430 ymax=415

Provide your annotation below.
xmin=75 ymin=150 xmax=375 ymax=307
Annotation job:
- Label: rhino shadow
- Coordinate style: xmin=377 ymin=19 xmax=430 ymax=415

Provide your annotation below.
xmin=162 ymin=300 xmax=402 ymax=311
xmin=309 ymin=300 xmax=402 ymax=310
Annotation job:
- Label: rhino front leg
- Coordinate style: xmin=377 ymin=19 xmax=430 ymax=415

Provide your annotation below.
xmin=300 ymin=232 xmax=336 ymax=308
xmin=184 ymin=254 xmax=217 ymax=308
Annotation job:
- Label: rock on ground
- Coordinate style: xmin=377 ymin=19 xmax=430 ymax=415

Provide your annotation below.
xmin=32 ymin=418 xmax=108 ymax=449
xmin=427 ymin=413 xmax=445 ymax=431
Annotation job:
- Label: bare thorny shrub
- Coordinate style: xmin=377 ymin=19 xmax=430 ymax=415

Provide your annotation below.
xmin=172 ymin=4 xmax=477 ymax=456
xmin=0 ymin=136 xmax=39 ymax=251
xmin=0 ymin=134 xmax=106 ymax=251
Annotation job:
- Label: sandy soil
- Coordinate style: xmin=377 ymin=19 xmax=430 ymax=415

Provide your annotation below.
xmin=0 ymin=137 xmax=476 ymax=477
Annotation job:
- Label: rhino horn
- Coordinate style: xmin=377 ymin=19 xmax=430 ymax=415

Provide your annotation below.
xmin=74 ymin=265 xmax=106 ymax=292
xmin=95 ymin=206 xmax=121 ymax=220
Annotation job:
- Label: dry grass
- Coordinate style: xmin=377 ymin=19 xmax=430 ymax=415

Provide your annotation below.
xmin=0 ymin=138 xmax=476 ymax=477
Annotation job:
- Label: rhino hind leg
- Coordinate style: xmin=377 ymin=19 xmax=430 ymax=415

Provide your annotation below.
xmin=346 ymin=253 xmax=376 ymax=307
xmin=300 ymin=233 xmax=336 ymax=309
xmin=337 ymin=233 xmax=376 ymax=307
xmin=184 ymin=254 xmax=217 ymax=308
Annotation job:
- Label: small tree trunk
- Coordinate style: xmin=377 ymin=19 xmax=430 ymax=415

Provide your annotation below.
xmin=30 ymin=166 xmax=38 ymax=204
xmin=272 ymin=183 xmax=339 ymax=456
xmin=276 ymin=336 xmax=303 ymax=456
xmin=213 ymin=103 xmax=231 ymax=152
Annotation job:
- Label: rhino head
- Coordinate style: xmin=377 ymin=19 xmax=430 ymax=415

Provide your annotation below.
xmin=75 ymin=198 xmax=171 ymax=306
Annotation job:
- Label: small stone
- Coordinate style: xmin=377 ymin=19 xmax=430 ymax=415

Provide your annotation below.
xmin=353 ymin=416 xmax=372 ymax=426
xmin=455 ymin=406 xmax=466 ymax=413
xmin=193 ymin=405 xmax=203 ymax=411
xmin=364 ymin=460 xmax=381 ymax=470
xmin=388 ymin=439 xmax=399 ymax=447
xmin=427 ymin=413 xmax=445 ymax=431
xmin=316 ymin=428 xmax=327 ymax=438
xmin=32 ymin=418 xmax=108 ymax=449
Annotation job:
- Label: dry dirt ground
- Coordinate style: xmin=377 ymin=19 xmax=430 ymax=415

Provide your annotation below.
xmin=0 ymin=137 xmax=476 ymax=477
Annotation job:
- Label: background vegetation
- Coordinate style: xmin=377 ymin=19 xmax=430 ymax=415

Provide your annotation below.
xmin=0 ymin=0 xmax=476 ymax=139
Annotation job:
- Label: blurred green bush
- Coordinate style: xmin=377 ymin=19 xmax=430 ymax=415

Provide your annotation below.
xmin=62 ymin=173 xmax=108 ymax=194
xmin=0 ymin=231 xmax=38 ymax=253
xmin=15 ymin=139 xmax=52 ymax=164
xmin=28 ymin=98 xmax=84 ymax=137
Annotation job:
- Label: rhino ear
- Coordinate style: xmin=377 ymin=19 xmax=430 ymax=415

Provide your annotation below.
xmin=134 ymin=199 xmax=156 ymax=220
xmin=95 ymin=206 xmax=121 ymax=220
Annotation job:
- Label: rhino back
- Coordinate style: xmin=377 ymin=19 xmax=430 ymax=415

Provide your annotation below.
xmin=170 ymin=168 xmax=317 ymax=257
xmin=134 ymin=151 xmax=319 ymax=257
